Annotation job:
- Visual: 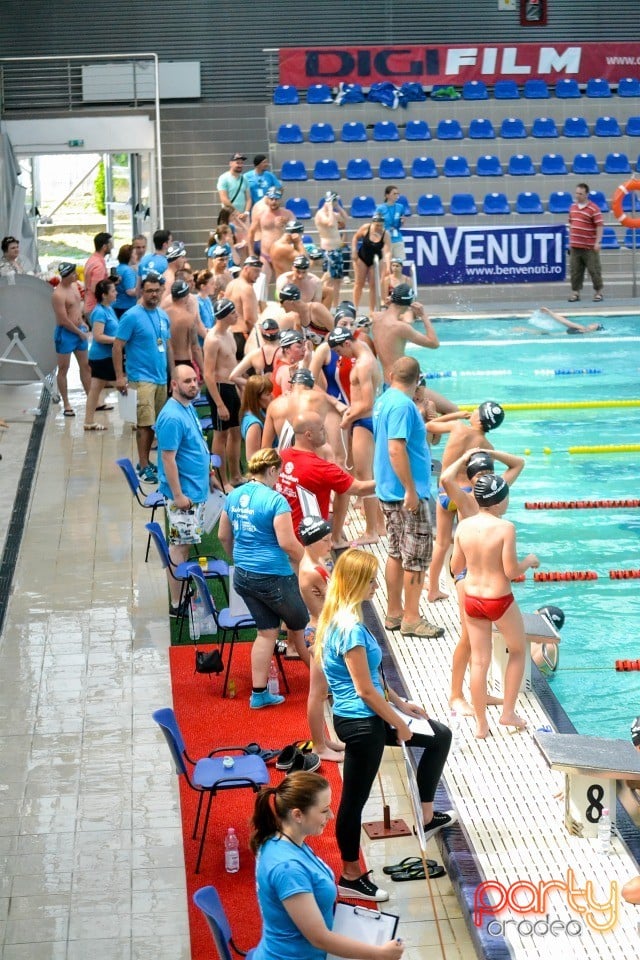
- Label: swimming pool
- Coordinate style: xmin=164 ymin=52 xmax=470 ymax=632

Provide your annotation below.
xmin=411 ymin=315 xmax=640 ymax=741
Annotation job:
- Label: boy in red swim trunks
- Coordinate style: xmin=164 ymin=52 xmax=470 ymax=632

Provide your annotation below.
xmin=451 ymin=474 xmax=539 ymax=739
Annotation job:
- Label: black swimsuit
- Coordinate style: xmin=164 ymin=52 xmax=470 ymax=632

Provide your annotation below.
xmin=358 ymin=225 xmax=387 ymax=267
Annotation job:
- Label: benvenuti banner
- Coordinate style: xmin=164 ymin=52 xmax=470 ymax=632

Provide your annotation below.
xmin=279 ymin=43 xmax=640 ymax=87
xmin=402 ymin=225 xmax=567 ymax=286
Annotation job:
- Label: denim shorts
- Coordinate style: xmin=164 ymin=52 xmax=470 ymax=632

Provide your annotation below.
xmin=233 ymin=568 xmax=309 ymax=631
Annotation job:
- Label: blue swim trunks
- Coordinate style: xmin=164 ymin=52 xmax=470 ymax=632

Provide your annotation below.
xmin=352 ymin=415 xmax=374 ymax=434
xmin=323 ymin=248 xmax=344 ymax=280
xmin=54 ymin=325 xmax=88 ymax=354
xmin=438 ymin=484 xmax=472 ymax=512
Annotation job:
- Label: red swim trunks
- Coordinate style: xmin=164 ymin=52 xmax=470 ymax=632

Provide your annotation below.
xmin=464 ymin=592 xmax=515 ymax=622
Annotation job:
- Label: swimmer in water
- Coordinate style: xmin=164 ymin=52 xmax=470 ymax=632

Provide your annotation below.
xmin=531 ymin=306 xmax=604 ymax=335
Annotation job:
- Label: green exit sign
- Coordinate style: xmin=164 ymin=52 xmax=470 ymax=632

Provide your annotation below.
xmin=68 ymin=139 xmax=84 ymax=148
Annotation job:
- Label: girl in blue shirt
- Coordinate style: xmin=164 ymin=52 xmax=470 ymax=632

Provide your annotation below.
xmin=84 ymin=277 xmax=118 ymax=431
xmin=239 ymin=375 xmax=274 ymax=459
xmin=251 ymin=771 xmax=404 ymax=960
xmin=114 ymin=243 xmax=139 ymax=317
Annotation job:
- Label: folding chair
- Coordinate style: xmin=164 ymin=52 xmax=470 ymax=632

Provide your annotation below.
xmin=115 ymin=457 xmax=165 ymax=562
xmin=193 ymin=886 xmax=257 ymax=959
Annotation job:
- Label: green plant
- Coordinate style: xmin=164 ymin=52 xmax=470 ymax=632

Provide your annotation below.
xmin=94 ymin=160 xmax=106 ymax=215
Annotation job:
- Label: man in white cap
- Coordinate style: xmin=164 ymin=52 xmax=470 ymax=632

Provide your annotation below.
xmin=217 ymin=152 xmax=252 ymax=218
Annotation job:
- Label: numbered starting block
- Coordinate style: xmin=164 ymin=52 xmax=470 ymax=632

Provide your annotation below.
xmin=490 ymin=611 xmax=561 ymax=695
xmin=534 ymin=731 xmax=640 ymax=838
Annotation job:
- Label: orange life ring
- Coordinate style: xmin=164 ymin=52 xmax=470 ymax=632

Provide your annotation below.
xmin=611 ymin=179 xmax=640 ymax=229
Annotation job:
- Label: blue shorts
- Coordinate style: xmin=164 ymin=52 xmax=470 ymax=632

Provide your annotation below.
xmin=54 ymin=325 xmax=88 ymax=355
xmin=323 ymin=248 xmax=344 ymax=280
xmin=438 ymin=484 xmax=471 ymax=513
xmin=352 ymin=415 xmax=374 ymax=434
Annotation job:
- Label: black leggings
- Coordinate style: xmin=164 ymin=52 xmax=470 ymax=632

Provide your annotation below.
xmin=332 ymin=713 xmax=451 ymax=863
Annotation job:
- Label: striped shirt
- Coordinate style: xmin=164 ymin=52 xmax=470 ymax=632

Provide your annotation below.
xmin=568 ymin=201 xmax=603 ymax=249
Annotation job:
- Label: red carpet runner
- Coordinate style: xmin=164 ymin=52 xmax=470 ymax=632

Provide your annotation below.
xmin=168 ymin=643 xmax=364 ymax=960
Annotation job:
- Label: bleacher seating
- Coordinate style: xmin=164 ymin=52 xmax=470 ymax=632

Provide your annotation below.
xmin=501 ymin=117 xmax=527 ymax=138
xmin=341 ymin=122 xmax=367 ymax=142
xmin=373 ymin=121 xmax=399 ymax=141
xmin=417 ymin=194 xmax=444 ymax=216
xmin=601 ymin=227 xmax=620 ymax=249
xmin=443 ymin=155 xmax=471 ymax=177
xmin=476 ymin=154 xmax=503 ymax=176
xmin=623 ymin=228 xmax=640 ymax=248
xmin=463 ymin=80 xmax=489 ymax=101
xmin=540 ymin=153 xmax=567 ymax=175
xmin=508 ymin=154 xmax=536 ymax=176
xmin=437 ymin=119 xmax=463 ymax=140
xmin=548 ymin=191 xmax=573 ymax=213
xmin=273 ymin=85 xmax=299 ymax=105
xmin=411 ymin=156 xmax=438 ymax=178
xmin=450 ymin=193 xmax=477 ymax=215
xmin=563 ymin=117 xmax=590 ymax=137
xmin=379 ymin=157 xmax=406 ymax=179
xmin=277 ymin=123 xmax=304 ymax=144
xmin=309 ymin=122 xmax=335 ymax=143
xmin=345 ymin=158 xmax=373 ymax=179
xmin=469 ymin=118 xmax=496 ymax=139
xmin=587 ymin=78 xmax=612 ymax=98
xmin=594 ymin=116 xmax=621 ymax=137
xmin=604 ymin=152 xmax=631 ymax=174
xmin=313 ymin=159 xmax=340 ymax=181
xmin=285 ymin=197 xmax=311 ymax=220
xmin=555 ymin=78 xmax=581 ymax=99
xmin=494 ymin=80 xmax=520 ymax=100
xmin=397 ymin=195 xmax=411 ymax=216
xmin=524 ymin=79 xmax=550 ymax=99
xmin=516 ymin=191 xmax=544 ymax=214
xmin=531 ymin=117 xmax=558 ymax=138
xmin=625 ymin=117 xmax=640 ymax=136
xmin=588 ymin=190 xmax=609 ymax=212
xmin=618 ymin=78 xmax=640 ymax=98
xmin=572 ymin=152 xmax=599 ymax=174
xmin=280 ymin=159 xmax=307 ymax=181
xmin=483 ymin=192 xmax=510 ymax=215
xmin=307 ymin=83 xmax=333 ymax=104
xmin=405 ymin=119 xmax=431 ymax=141
xmin=350 ymin=195 xmax=377 ymax=218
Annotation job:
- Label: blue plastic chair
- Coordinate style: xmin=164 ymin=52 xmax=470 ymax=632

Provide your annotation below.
xmin=540 ymin=153 xmax=567 ymax=175
xmin=531 ymin=117 xmax=558 ymax=138
xmin=500 ymin=117 xmax=527 ymax=139
xmin=276 ymin=123 xmax=303 ymax=145
xmin=572 ymin=153 xmax=599 ymax=175
xmin=379 ymin=157 xmax=406 ymax=179
xmin=411 ymin=156 xmax=438 ymax=178
xmin=153 ymin=708 xmax=268 ymax=873
xmin=554 ymin=78 xmax=581 ymax=99
xmin=285 ymin=196 xmax=312 ymax=220
xmin=604 ymin=152 xmax=631 ymax=175
xmin=450 ymin=193 xmax=477 ymax=215
xmin=618 ymin=78 xmax=640 ymax=98
xmin=508 ymin=154 xmax=535 ymax=176
xmin=417 ymin=193 xmax=444 ymax=216
xmin=341 ymin=121 xmax=367 ymax=142
xmin=524 ymin=79 xmax=550 ymax=99
xmin=469 ymin=118 xmax=495 ymax=139
xmin=601 ymin=227 xmax=620 ymax=249
xmin=405 ymin=119 xmax=431 ymax=141
xmin=373 ymin=121 xmax=399 ymax=141
xmin=563 ymin=116 xmax=590 ymax=138
xmin=476 ymin=154 xmax=503 ymax=176
xmin=115 ymin=457 xmax=165 ymax=562
xmin=515 ymin=192 xmax=543 ymax=214
xmin=548 ymin=191 xmax=573 ymax=213
xmin=313 ymin=158 xmax=340 ymax=181
xmin=193 ymin=886 xmax=257 ymax=960
xmin=588 ymin=190 xmax=609 ymax=212
xmin=307 ymin=83 xmax=333 ymax=104
xmin=463 ymin=80 xmax=488 ymax=101
xmin=594 ymin=116 xmax=621 ymax=137
xmin=443 ymin=155 xmax=470 ymax=177
xmin=280 ymin=160 xmax=308 ymax=181
xmin=482 ymin=192 xmax=510 ymax=215
xmin=624 ymin=228 xmax=640 ymax=248
xmin=397 ymin=194 xmax=411 ymax=216
xmin=622 ymin=193 xmax=639 ymax=212
xmin=626 ymin=117 xmax=640 ymax=136
xmin=587 ymin=78 xmax=612 ymax=98
xmin=437 ymin=119 xmax=463 ymax=140
xmin=346 ymin=157 xmax=373 ymax=180
xmin=350 ymin=195 xmax=377 ymax=218
xmin=309 ymin=122 xmax=335 ymax=143
xmin=273 ymin=85 xmax=299 ymax=105
xmin=494 ymin=80 xmax=520 ymax=100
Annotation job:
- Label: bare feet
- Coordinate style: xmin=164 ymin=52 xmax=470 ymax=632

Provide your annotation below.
xmin=427 ymin=589 xmax=449 ymax=603
xmin=316 ymin=747 xmax=344 ymax=762
xmin=475 ymin=720 xmax=491 ymax=739
xmin=331 ymin=538 xmax=350 ymax=550
xmin=325 ymin=738 xmax=345 ymax=753
xmin=349 ymin=534 xmax=380 ymax=547
xmin=499 ymin=712 xmax=527 ymax=731
xmin=0 ymin=418 xmax=9 ymax=429
xmin=486 ymin=694 xmax=504 ymax=706
xmin=450 ymin=696 xmax=475 ymax=717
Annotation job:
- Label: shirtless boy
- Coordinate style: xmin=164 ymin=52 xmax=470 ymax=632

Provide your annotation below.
xmin=51 ymin=262 xmax=91 ymax=415
xmin=275 ymin=255 xmax=322 ymax=303
xmin=203 ymin=298 xmax=243 ymax=488
xmin=451 ymin=474 xmax=539 ymax=739
xmin=224 ymin=257 xmax=261 ymax=360
xmin=314 ymin=191 xmax=347 ymax=307
xmin=277 ymin=283 xmax=334 ymax=345
xmin=165 ymin=280 xmax=204 ymax=373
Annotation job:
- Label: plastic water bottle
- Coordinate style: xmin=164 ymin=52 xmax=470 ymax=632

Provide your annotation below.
xmin=450 ymin=710 xmax=461 ymax=754
xmin=268 ymin=659 xmax=279 ymax=696
xmin=189 ymin=594 xmax=203 ymax=640
xmin=224 ymin=827 xmax=240 ymax=873
xmin=597 ymin=808 xmax=611 ymax=854
xmin=227 ymin=678 xmax=237 ymax=699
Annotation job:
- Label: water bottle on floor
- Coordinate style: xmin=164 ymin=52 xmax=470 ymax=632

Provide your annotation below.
xmin=190 ymin=594 xmax=203 ymax=640
xmin=268 ymin=659 xmax=279 ymax=696
xmin=597 ymin=807 xmax=611 ymax=854
xmin=224 ymin=827 xmax=240 ymax=873
xmin=450 ymin=710 xmax=461 ymax=753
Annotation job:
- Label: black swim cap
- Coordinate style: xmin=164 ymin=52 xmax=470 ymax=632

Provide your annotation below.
xmin=536 ymin=604 xmax=565 ymax=631
xmin=474 ymin=473 xmax=509 ymax=507
xmin=298 ymin=515 xmax=332 ymax=546
xmin=566 ymin=327 xmax=582 ymax=335
xmin=466 ymin=451 xmax=494 ymax=480
xmin=336 ymin=300 xmax=356 ymax=318
xmin=289 ymin=368 xmax=315 ymax=387
xmin=631 ymin=716 xmax=640 ymax=747
xmin=279 ymin=283 xmax=301 ymax=302
xmin=390 ymin=283 xmax=415 ymax=306
xmin=213 ymin=298 xmax=236 ymax=320
xmin=478 ymin=401 xmax=505 ymax=432
xmin=260 ymin=318 xmax=280 ymax=341
xmin=328 ymin=327 xmax=354 ymax=348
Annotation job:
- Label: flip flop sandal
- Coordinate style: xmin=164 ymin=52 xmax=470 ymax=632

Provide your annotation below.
xmin=384 ymin=616 xmax=402 ymax=630
xmin=592 ymin=294 xmax=603 ymax=302
xmin=567 ymin=294 xmax=580 ymax=302
xmin=244 ymin=742 xmax=262 ymax=755
xmin=63 ymin=409 xmax=76 ymax=417
xmin=391 ymin=862 xmax=446 ymax=882
xmin=259 ymin=749 xmax=280 ymax=764
xmin=383 ymin=856 xmax=437 ymax=875
xmin=95 ymin=404 xmax=114 ymax=411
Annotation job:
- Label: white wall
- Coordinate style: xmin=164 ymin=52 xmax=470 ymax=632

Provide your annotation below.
xmin=2 ymin=115 xmax=155 ymax=155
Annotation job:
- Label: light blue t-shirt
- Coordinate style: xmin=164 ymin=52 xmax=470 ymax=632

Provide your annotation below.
xmin=216 ymin=171 xmax=250 ymax=212
xmin=322 ymin=620 xmax=384 ymax=718
xmin=373 ymin=387 xmax=431 ymax=502
xmin=197 ymin=295 xmax=215 ymax=346
xmin=224 ymin=481 xmax=292 ymax=575
xmin=246 ymin=168 xmax=283 ymax=204
xmin=376 ymin=201 xmax=405 ymax=242
xmin=115 ymin=263 xmax=138 ymax=311
xmin=240 ymin=410 xmax=264 ymax=441
xmin=138 ymin=252 xmax=168 ymax=278
xmin=155 ymin=398 xmax=210 ymax=503
xmin=254 ymin=836 xmax=336 ymax=960
xmin=116 ymin=304 xmax=171 ymax=384
xmin=88 ymin=304 xmax=118 ymax=360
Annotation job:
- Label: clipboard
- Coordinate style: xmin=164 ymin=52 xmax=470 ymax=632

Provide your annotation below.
xmin=117 ymin=388 xmax=137 ymax=424
xmin=390 ymin=704 xmax=434 ymax=737
xmin=327 ymin=903 xmax=399 ymax=959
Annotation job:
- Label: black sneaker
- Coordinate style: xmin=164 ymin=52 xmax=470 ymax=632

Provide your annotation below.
xmin=423 ymin=810 xmax=458 ymax=841
xmin=286 ymin=749 xmax=321 ymax=774
xmin=337 ymin=871 xmax=389 ymax=902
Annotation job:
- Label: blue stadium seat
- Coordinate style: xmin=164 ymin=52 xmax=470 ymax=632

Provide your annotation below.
xmin=285 ymin=197 xmax=311 ymax=220
xmin=623 ymin=228 xmax=640 ymax=248
xmin=469 ymin=118 xmax=496 ymax=139
xmin=524 ymin=79 xmax=550 ymax=99
xmin=373 ymin=121 xmax=399 ymax=141
xmin=379 ymin=157 xmax=406 ymax=179
xmin=531 ymin=117 xmax=558 ymax=138
xmin=554 ymin=78 xmax=581 ymax=99
xmin=411 ymin=156 xmax=438 ymax=178
xmin=588 ymin=190 xmax=609 ymax=212
xmin=622 ymin=194 xmax=639 ymax=212
xmin=309 ymin=122 xmax=335 ymax=143
xmin=563 ymin=116 xmax=590 ymax=137
xmin=450 ymin=193 xmax=477 ymax=215
xmin=443 ymin=155 xmax=470 ymax=177
xmin=345 ymin=157 xmax=373 ymax=180
xmin=626 ymin=117 xmax=640 ymax=136
xmin=586 ymin=78 xmax=612 ymax=98
xmin=548 ymin=191 xmax=573 ymax=213
xmin=483 ymin=192 xmax=510 ymax=215
xmin=508 ymin=154 xmax=536 ymax=176
xmin=604 ymin=152 xmax=631 ymax=174
xmin=313 ymin=159 xmax=340 ymax=181
xmin=516 ymin=191 xmax=543 ymax=214
xmin=405 ymin=119 xmax=431 ymax=141
xmin=417 ymin=193 xmax=444 ymax=216
xmin=494 ymin=80 xmax=520 ymax=100
xmin=437 ymin=119 xmax=463 ymax=140
xmin=572 ymin=153 xmax=599 ymax=174
xmin=500 ymin=117 xmax=527 ymax=138
xmin=350 ymin=195 xmax=377 ymax=218
xmin=397 ymin=194 xmax=411 ymax=216
xmin=463 ymin=80 xmax=488 ymax=100
xmin=307 ymin=83 xmax=333 ymax=104
xmin=540 ymin=153 xmax=567 ymax=175
xmin=601 ymin=227 xmax=619 ymax=249
xmin=476 ymin=154 xmax=503 ymax=176
xmin=273 ymin=85 xmax=299 ymax=105
xmin=280 ymin=160 xmax=308 ymax=181
xmin=594 ymin=116 xmax=621 ymax=137
xmin=277 ymin=123 xmax=304 ymax=144
xmin=341 ymin=122 xmax=367 ymax=142
xmin=618 ymin=78 xmax=640 ymax=98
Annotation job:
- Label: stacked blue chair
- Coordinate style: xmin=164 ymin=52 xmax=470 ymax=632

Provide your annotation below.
xmin=417 ymin=194 xmax=444 ymax=216
xmin=350 ymin=195 xmax=377 ymax=218
xmin=341 ymin=122 xmax=367 ymax=142
xmin=604 ymin=152 xmax=631 ymax=174
xmin=586 ymin=78 xmax=612 ymax=98
xmin=476 ymin=154 xmax=503 ymax=176
xmin=626 ymin=117 xmax=640 ymax=136
xmin=285 ymin=197 xmax=311 ymax=220
xmin=531 ymin=117 xmax=558 ymax=138
xmin=548 ymin=191 xmax=573 ymax=213
xmin=346 ymin=157 xmax=373 ymax=180
xmin=411 ymin=156 xmax=438 ymax=178
xmin=469 ymin=118 xmax=496 ymax=139
xmin=450 ymin=193 xmax=477 ymax=215
xmin=623 ymin=228 xmax=640 ymax=248
xmin=379 ymin=157 xmax=406 ymax=179
xmin=618 ymin=78 xmax=640 ymax=98
xmin=622 ymin=193 xmax=639 ymax=212
xmin=309 ymin=122 xmax=335 ymax=143
xmin=405 ymin=119 xmax=431 ymax=141
xmin=280 ymin=160 xmax=308 ymax=181
xmin=601 ymin=227 xmax=620 ymax=249
xmin=277 ymin=123 xmax=303 ymax=144
xmin=313 ymin=159 xmax=340 ymax=181
xmin=463 ymin=80 xmax=489 ymax=100
xmin=540 ymin=153 xmax=567 ymax=175
xmin=508 ymin=154 xmax=536 ymax=176
xmin=555 ymin=78 xmax=581 ymax=99
xmin=516 ymin=192 xmax=544 ymax=214
xmin=563 ymin=117 xmax=590 ymax=137
xmin=307 ymin=83 xmax=333 ymax=104
xmin=373 ymin=121 xmax=399 ymax=141
xmin=192 ymin=886 xmax=257 ymax=960
xmin=594 ymin=116 xmax=621 ymax=137
xmin=443 ymin=155 xmax=471 ymax=177
xmin=524 ymin=79 xmax=550 ymax=99
xmin=398 ymin=195 xmax=412 ymax=216
xmin=572 ymin=153 xmax=599 ymax=174
xmin=501 ymin=117 xmax=527 ymax=138
xmin=494 ymin=80 xmax=520 ymax=99
xmin=588 ymin=190 xmax=609 ymax=212
xmin=273 ymin=85 xmax=299 ymax=105
xmin=483 ymin=192 xmax=510 ymax=215
xmin=437 ymin=119 xmax=463 ymax=140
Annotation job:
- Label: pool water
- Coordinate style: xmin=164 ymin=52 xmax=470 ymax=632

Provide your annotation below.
xmin=411 ymin=315 xmax=640 ymax=741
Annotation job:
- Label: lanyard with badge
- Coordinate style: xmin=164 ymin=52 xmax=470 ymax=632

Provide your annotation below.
xmin=146 ymin=307 xmax=165 ymax=352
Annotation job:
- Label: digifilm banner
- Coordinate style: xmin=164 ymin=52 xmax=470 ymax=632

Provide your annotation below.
xmin=403 ymin=225 xmax=567 ymax=286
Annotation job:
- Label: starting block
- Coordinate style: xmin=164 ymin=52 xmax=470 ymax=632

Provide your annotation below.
xmin=490 ymin=611 xmax=561 ymax=695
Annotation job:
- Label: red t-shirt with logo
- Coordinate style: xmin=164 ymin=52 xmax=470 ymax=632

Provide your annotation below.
xmin=276 ymin=448 xmax=354 ymax=538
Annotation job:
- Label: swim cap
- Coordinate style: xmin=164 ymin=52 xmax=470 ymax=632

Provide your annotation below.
xmin=371 ymin=212 xmax=384 ymax=222
xmin=631 ymin=716 xmax=640 ymax=747
xmin=354 ymin=315 xmax=372 ymax=329
xmin=285 ymin=220 xmax=303 ymax=234
xmin=473 ymin=473 xmax=509 ymax=507
xmin=213 ymin=298 xmax=236 ymax=320
xmin=289 ymin=368 xmax=315 ymax=387
xmin=336 ymin=300 xmax=356 ymax=318
xmin=58 ymin=262 xmax=77 ymax=278
xmin=266 ymin=187 xmax=283 ymax=200
xmin=209 ymin=244 xmax=228 ymax=259
xmin=279 ymin=283 xmax=301 ymax=302
xmin=260 ymin=318 xmax=280 ymax=341
xmin=305 ymin=244 xmax=324 ymax=260
xmin=536 ymin=605 xmax=565 ymax=631
xmin=566 ymin=327 xmax=582 ymax=336
xmin=478 ymin=401 xmax=505 ymax=432
xmin=166 ymin=241 xmax=186 ymax=262
xmin=171 ymin=280 xmax=190 ymax=300
xmin=243 ymin=255 xmax=262 ymax=268
xmin=298 ymin=515 xmax=332 ymax=546
xmin=292 ymin=255 xmax=310 ymax=270
xmin=390 ymin=283 xmax=415 ymax=306
xmin=466 ymin=451 xmax=494 ymax=480
xmin=391 ymin=257 xmax=404 ymax=265
xmin=141 ymin=270 xmax=165 ymax=285
xmin=328 ymin=327 xmax=354 ymax=348
xmin=279 ymin=328 xmax=304 ymax=348
xmin=324 ymin=190 xmax=339 ymax=203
